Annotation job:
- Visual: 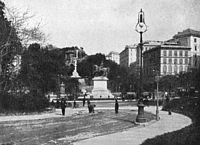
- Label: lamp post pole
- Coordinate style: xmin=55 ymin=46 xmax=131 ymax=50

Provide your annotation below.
xmin=155 ymin=74 xmax=160 ymax=120
xmin=135 ymin=9 xmax=147 ymax=123
xmin=139 ymin=32 xmax=143 ymax=101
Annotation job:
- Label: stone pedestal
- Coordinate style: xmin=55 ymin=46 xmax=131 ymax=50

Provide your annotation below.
xmin=91 ymin=76 xmax=114 ymax=98
xmin=136 ymin=102 xmax=146 ymax=123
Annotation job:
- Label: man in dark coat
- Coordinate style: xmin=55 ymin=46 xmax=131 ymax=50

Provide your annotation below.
xmin=73 ymin=100 xmax=76 ymax=109
xmin=115 ymin=99 xmax=119 ymax=114
xmin=88 ymin=104 xmax=95 ymax=113
xmin=60 ymin=98 xmax=66 ymax=115
xmin=166 ymin=95 xmax=172 ymax=115
xmin=83 ymin=93 xmax=86 ymax=106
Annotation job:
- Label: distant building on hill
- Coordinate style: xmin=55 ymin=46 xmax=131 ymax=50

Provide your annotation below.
xmin=106 ymin=51 xmax=120 ymax=64
xmin=120 ymin=45 xmax=137 ymax=67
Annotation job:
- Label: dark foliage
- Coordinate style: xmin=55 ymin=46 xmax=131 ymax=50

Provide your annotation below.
xmin=0 ymin=1 xmax=22 ymax=92
xmin=77 ymin=53 xmax=129 ymax=92
xmin=141 ymin=97 xmax=200 ymax=145
xmin=0 ymin=92 xmax=49 ymax=113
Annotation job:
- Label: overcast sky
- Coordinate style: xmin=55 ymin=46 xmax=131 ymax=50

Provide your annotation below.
xmin=4 ymin=0 xmax=200 ymax=55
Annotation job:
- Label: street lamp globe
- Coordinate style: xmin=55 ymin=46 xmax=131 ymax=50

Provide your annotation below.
xmin=135 ymin=9 xmax=147 ymax=34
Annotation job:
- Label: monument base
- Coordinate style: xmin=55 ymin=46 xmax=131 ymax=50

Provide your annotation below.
xmin=91 ymin=76 xmax=114 ymax=99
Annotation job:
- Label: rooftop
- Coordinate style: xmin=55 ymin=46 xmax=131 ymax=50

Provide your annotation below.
xmin=143 ymin=44 xmax=191 ymax=54
xmin=173 ymin=28 xmax=200 ymax=38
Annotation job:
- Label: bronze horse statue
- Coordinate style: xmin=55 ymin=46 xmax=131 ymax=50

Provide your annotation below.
xmin=93 ymin=64 xmax=109 ymax=77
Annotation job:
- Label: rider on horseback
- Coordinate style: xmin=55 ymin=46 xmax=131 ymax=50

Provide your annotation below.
xmin=93 ymin=61 xmax=109 ymax=77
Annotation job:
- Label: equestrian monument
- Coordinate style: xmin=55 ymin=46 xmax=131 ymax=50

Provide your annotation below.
xmin=91 ymin=62 xmax=114 ymax=99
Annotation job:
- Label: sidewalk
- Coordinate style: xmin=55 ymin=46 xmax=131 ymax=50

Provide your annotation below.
xmin=0 ymin=108 xmax=88 ymax=122
xmin=73 ymin=106 xmax=192 ymax=145
xmin=0 ymin=106 xmax=192 ymax=145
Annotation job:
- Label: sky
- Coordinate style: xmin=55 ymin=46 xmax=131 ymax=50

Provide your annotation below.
xmin=3 ymin=0 xmax=200 ymax=55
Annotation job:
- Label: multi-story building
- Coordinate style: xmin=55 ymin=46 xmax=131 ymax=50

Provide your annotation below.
xmin=136 ymin=40 xmax=162 ymax=68
xmin=106 ymin=51 xmax=120 ymax=64
xmin=143 ymin=44 xmax=191 ymax=84
xmin=173 ymin=28 xmax=200 ymax=68
xmin=120 ymin=45 xmax=137 ymax=67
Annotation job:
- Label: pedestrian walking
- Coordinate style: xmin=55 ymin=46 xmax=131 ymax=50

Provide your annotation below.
xmin=115 ymin=99 xmax=119 ymax=114
xmin=145 ymin=97 xmax=149 ymax=107
xmin=60 ymin=98 xmax=66 ymax=115
xmin=166 ymin=95 xmax=172 ymax=115
xmin=56 ymin=99 xmax=60 ymax=108
xmin=87 ymin=99 xmax=90 ymax=106
xmin=122 ymin=94 xmax=125 ymax=101
xmin=73 ymin=99 xmax=76 ymax=109
xmin=83 ymin=94 xmax=86 ymax=107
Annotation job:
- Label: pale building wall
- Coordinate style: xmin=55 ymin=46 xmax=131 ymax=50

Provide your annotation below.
xmin=120 ymin=45 xmax=136 ymax=67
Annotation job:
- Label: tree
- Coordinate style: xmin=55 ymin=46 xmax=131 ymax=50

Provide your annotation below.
xmin=4 ymin=3 xmax=46 ymax=47
xmin=77 ymin=53 xmax=130 ymax=92
xmin=18 ymin=44 xmax=66 ymax=95
xmin=159 ymin=75 xmax=179 ymax=93
xmin=0 ymin=1 xmax=22 ymax=92
xmin=0 ymin=1 xmax=48 ymax=92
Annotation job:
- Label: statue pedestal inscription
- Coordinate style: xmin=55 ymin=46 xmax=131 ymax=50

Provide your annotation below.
xmin=92 ymin=76 xmax=114 ymax=98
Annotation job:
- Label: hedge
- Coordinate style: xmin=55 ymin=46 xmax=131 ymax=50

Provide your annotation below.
xmin=0 ymin=92 xmax=49 ymax=113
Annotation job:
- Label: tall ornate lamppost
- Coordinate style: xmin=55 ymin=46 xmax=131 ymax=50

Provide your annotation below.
xmin=135 ymin=9 xmax=147 ymax=123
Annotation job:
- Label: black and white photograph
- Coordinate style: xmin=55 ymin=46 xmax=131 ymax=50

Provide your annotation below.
xmin=0 ymin=0 xmax=200 ymax=144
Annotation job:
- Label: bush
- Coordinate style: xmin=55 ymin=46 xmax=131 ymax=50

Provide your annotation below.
xmin=0 ymin=92 xmax=19 ymax=111
xmin=141 ymin=97 xmax=200 ymax=145
xmin=0 ymin=91 xmax=49 ymax=113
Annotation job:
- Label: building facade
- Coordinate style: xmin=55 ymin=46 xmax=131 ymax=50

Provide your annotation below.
xmin=173 ymin=28 xmax=200 ymax=68
xmin=106 ymin=51 xmax=120 ymax=64
xmin=143 ymin=44 xmax=191 ymax=84
xmin=136 ymin=40 xmax=162 ymax=69
xmin=120 ymin=45 xmax=137 ymax=67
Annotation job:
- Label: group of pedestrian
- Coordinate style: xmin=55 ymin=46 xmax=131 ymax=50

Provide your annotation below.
xmin=60 ymin=94 xmax=120 ymax=116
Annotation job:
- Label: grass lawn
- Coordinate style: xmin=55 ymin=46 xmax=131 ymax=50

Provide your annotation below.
xmin=0 ymin=108 xmax=155 ymax=145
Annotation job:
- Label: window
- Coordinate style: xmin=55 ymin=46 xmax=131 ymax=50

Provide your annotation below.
xmin=174 ymin=65 xmax=178 ymax=74
xmin=174 ymin=50 xmax=177 ymax=56
xmin=168 ymin=58 xmax=172 ymax=64
xmin=163 ymin=50 xmax=167 ymax=56
xmin=179 ymin=58 xmax=183 ymax=64
xmin=163 ymin=65 xmax=167 ymax=74
xmin=185 ymin=51 xmax=188 ymax=57
xmin=194 ymin=38 xmax=197 ymax=43
xmin=179 ymin=51 xmax=183 ymax=56
xmin=185 ymin=58 xmax=188 ymax=64
xmin=185 ymin=66 xmax=188 ymax=72
xmin=195 ymin=45 xmax=197 ymax=51
xmin=163 ymin=58 xmax=167 ymax=64
xmin=174 ymin=58 xmax=177 ymax=64
xmin=169 ymin=50 xmax=172 ymax=56
xmin=168 ymin=65 xmax=172 ymax=74
xmin=180 ymin=65 xmax=183 ymax=72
